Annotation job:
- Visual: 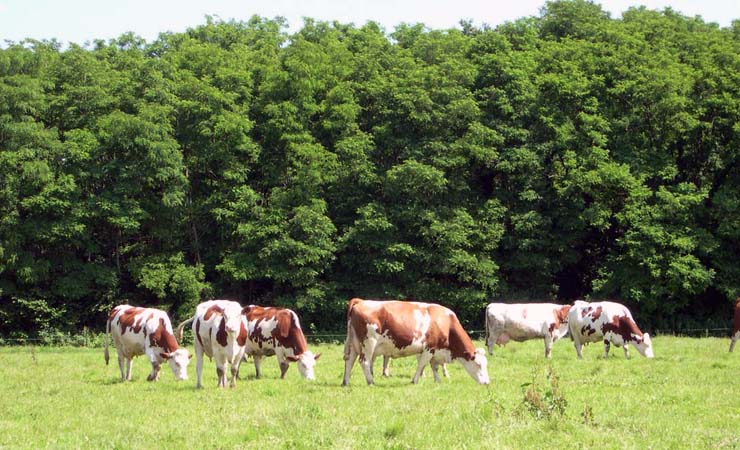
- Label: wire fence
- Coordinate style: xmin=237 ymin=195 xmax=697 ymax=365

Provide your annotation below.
xmin=0 ymin=327 xmax=733 ymax=347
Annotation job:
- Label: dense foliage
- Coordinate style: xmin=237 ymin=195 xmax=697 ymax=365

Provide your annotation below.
xmin=1 ymin=1 xmax=738 ymax=336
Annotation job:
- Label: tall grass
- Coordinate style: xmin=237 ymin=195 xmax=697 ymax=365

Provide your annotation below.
xmin=0 ymin=336 xmax=738 ymax=449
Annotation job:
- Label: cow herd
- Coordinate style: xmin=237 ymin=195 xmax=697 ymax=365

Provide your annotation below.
xmin=104 ymin=296 xmax=740 ymax=387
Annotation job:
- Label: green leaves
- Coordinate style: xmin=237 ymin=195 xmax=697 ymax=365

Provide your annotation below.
xmin=1 ymin=7 xmax=739 ymax=335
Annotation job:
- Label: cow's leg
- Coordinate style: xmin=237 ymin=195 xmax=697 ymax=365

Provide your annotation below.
xmin=117 ymin=351 xmax=126 ymax=381
xmin=731 ymin=332 xmax=739 ymax=352
xmin=604 ymin=340 xmax=611 ymax=359
xmin=359 ymin=356 xmax=374 ymax=385
xmin=230 ymin=363 xmax=239 ymax=388
xmin=429 ymin=360 xmax=441 ymax=383
xmin=216 ymin=363 xmax=227 ymax=388
xmin=442 ymin=363 xmax=449 ymax=378
xmin=544 ymin=334 xmax=554 ymax=358
xmin=342 ymin=349 xmax=358 ymax=386
xmin=623 ymin=343 xmax=631 ymax=359
xmin=573 ymin=334 xmax=584 ymax=359
xmin=359 ymin=340 xmax=377 ymax=385
xmin=279 ymin=358 xmax=290 ymax=379
xmin=382 ymin=355 xmax=391 ymax=377
xmin=147 ymin=362 xmax=161 ymax=381
xmin=487 ymin=332 xmax=498 ymax=356
xmin=412 ymin=352 xmax=433 ymax=384
xmin=253 ymin=355 xmax=264 ymax=379
xmin=194 ymin=344 xmax=204 ymax=389
xmin=125 ymin=357 xmax=134 ymax=381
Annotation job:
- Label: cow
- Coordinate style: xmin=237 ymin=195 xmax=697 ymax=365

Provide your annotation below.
xmin=342 ymin=298 xmax=489 ymax=386
xmin=176 ymin=300 xmax=248 ymax=388
xmin=568 ymin=300 xmax=654 ymax=359
xmin=730 ymin=298 xmax=740 ymax=352
xmin=484 ymin=302 xmax=571 ymax=358
xmin=104 ymin=305 xmax=191 ymax=382
xmin=242 ymin=305 xmax=321 ymax=380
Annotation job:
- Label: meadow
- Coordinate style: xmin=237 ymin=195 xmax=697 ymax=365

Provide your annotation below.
xmin=0 ymin=336 xmax=738 ymax=450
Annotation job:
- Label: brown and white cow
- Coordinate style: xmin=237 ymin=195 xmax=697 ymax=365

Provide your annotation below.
xmin=242 ymin=305 xmax=321 ymax=380
xmin=485 ymin=302 xmax=571 ymax=358
xmin=730 ymin=298 xmax=740 ymax=352
xmin=568 ymin=300 xmax=654 ymax=359
xmin=176 ymin=300 xmax=248 ymax=388
xmin=342 ymin=298 xmax=489 ymax=385
xmin=104 ymin=305 xmax=191 ymax=382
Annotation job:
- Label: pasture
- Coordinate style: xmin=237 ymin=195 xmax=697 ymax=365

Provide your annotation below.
xmin=0 ymin=336 xmax=738 ymax=449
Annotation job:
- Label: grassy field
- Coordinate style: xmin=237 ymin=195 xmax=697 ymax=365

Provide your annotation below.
xmin=0 ymin=336 xmax=738 ymax=449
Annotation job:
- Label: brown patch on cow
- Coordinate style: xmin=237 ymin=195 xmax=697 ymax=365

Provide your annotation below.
xmin=149 ymin=318 xmax=179 ymax=353
xmin=377 ymin=305 xmax=417 ymax=349
xmin=733 ymin=298 xmax=740 ymax=335
xmin=195 ymin=318 xmax=203 ymax=348
xmin=216 ymin=318 xmax=228 ymax=347
xmin=549 ymin=305 xmax=571 ymax=333
xmin=118 ymin=307 xmax=146 ymax=335
xmin=236 ymin=320 xmax=248 ymax=347
xmin=204 ymin=305 xmax=224 ymax=321
xmin=601 ymin=315 xmax=643 ymax=343
xmin=590 ymin=306 xmax=602 ymax=321
xmin=245 ymin=306 xmax=308 ymax=355
xmin=438 ymin=309 xmax=476 ymax=360
xmin=581 ymin=324 xmax=596 ymax=336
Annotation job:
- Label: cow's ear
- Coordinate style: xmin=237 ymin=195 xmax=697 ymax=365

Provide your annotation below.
xmin=286 ymin=355 xmax=300 ymax=362
xmin=241 ymin=305 xmax=254 ymax=316
xmin=188 ymin=353 xmax=193 ymax=359
xmin=314 ymin=353 xmax=321 ymax=361
xmin=160 ymin=352 xmax=172 ymax=360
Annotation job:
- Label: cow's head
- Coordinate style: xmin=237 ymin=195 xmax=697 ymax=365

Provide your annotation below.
xmin=162 ymin=348 xmax=192 ymax=380
xmin=634 ymin=333 xmax=654 ymax=358
xmin=222 ymin=307 xmax=243 ymax=335
xmin=286 ymin=351 xmax=321 ymax=381
xmin=459 ymin=348 xmax=489 ymax=385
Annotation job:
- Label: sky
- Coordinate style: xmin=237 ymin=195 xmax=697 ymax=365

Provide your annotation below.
xmin=1 ymin=0 xmax=738 ymax=46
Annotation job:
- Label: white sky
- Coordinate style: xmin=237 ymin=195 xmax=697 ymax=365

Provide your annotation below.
xmin=1 ymin=0 xmax=737 ymax=46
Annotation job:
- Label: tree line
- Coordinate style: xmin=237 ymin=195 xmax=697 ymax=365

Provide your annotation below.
xmin=1 ymin=0 xmax=738 ymax=337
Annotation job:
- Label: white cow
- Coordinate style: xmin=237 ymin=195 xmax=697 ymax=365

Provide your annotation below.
xmin=104 ymin=305 xmax=191 ymax=381
xmin=485 ymin=302 xmax=571 ymax=358
xmin=176 ymin=300 xmax=248 ymax=388
xmin=568 ymin=300 xmax=654 ymax=359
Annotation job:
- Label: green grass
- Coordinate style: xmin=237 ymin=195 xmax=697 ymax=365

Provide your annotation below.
xmin=1 ymin=336 xmax=738 ymax=449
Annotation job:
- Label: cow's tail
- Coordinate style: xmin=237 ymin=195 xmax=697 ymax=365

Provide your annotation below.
xmin=104 ymin=317 xmax=111 ymax=366
xmin=484 ymin=306 xmax=490 ymax=350
xmin=175 ymin=316 xmax=195 ymax=342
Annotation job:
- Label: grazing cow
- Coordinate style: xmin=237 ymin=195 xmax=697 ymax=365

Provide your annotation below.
xmin=484 ymin=302 xmax=571 ymax=358
xmin=176 ymin=300 xmax=248 ymax=388
xmin=242 ymin=305 xmax=321 ymax=380
xmin=568 ymin=300 xmax=654 ymax=359
xmin=104 ymin=305 xmax=191 ymax=382
xmin=343 ymin=298 xmax=489 ymax=386
xmin=730 ymin=298 xmax=740 ymax=352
